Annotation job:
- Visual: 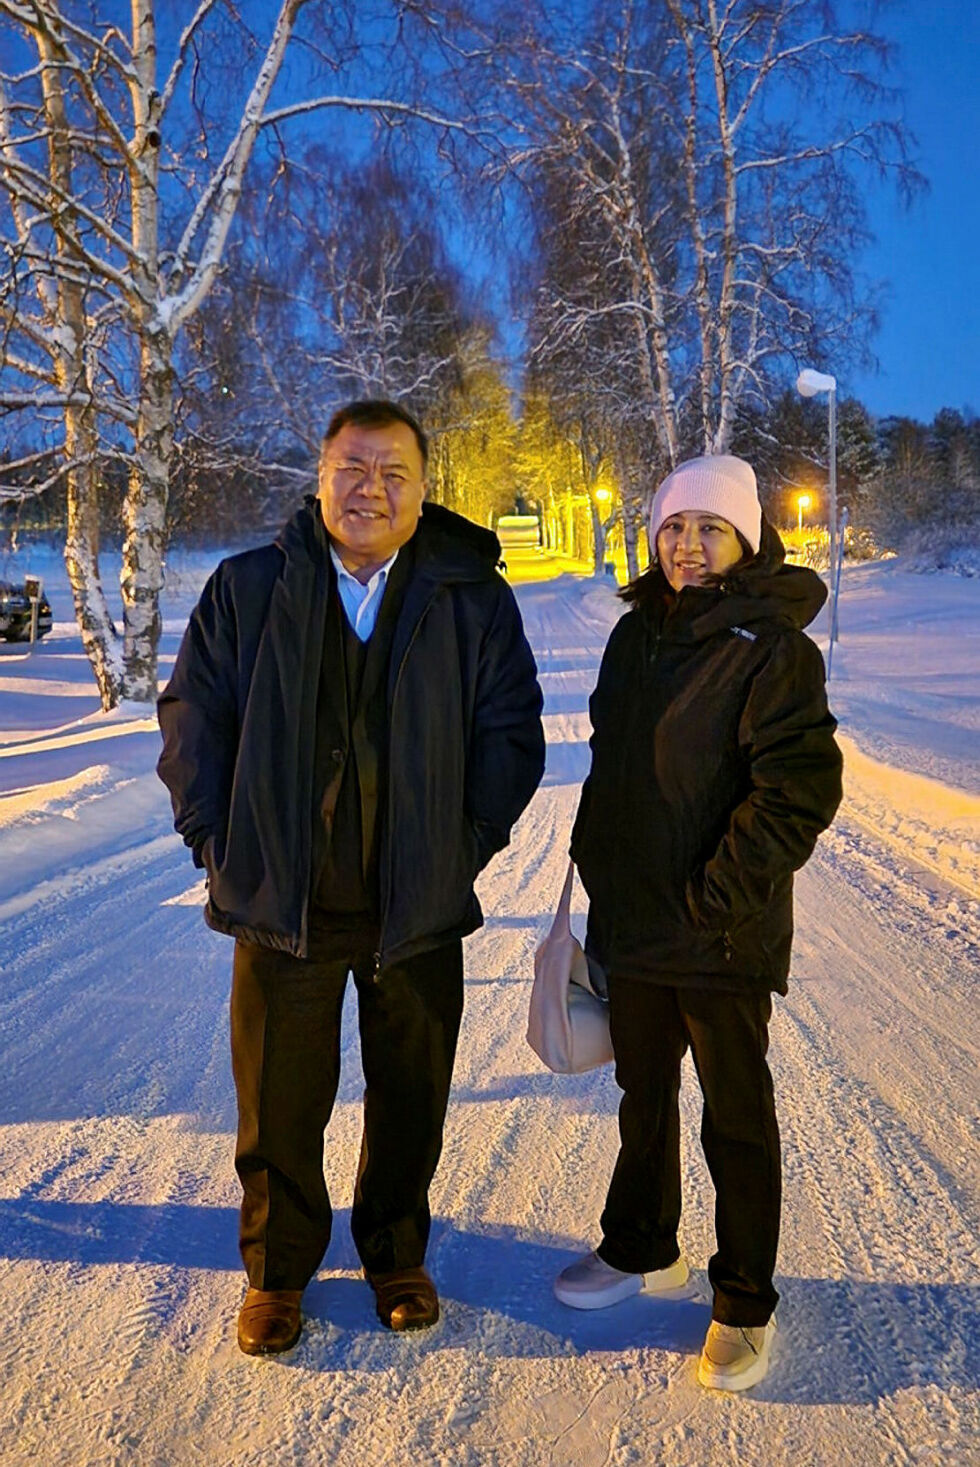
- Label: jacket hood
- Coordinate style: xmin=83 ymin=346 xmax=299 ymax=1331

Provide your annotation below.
xmin=710 ymin=516 xmax=827 ymax=632
xmin=276 ymin=497 xmax=501 ymax=582
xmin=645 ymin=516 xmax=828 ymax=637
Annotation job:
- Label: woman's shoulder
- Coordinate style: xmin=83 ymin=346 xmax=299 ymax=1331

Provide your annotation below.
xmin=601 ymin=603 xmax=648 ymax=657
xmin=745 ymin=622 xmax=830 ymax=703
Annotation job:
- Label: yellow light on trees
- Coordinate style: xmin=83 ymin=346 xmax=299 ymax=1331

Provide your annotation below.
xmin=594 ymin=487 xmax=612 ymax=504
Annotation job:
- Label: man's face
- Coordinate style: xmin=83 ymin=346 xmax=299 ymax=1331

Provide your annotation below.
xmin=317 ymin=420 xmax=426 ymax=578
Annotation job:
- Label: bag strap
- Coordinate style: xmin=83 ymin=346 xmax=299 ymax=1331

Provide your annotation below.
xmin=549 ymin=859 xmax=576 ymax=940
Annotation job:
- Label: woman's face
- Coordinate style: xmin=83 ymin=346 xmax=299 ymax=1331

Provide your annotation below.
xmin=656 ymin=511 xmax=744 ymax=593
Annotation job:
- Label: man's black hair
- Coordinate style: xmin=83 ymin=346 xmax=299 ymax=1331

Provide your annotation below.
xmin=322 ymin=399 xmax=429 ymax=470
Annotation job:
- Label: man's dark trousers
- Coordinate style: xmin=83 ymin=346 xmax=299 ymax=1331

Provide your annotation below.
xmin=231 ymin=931 xmax=464 ymax=1289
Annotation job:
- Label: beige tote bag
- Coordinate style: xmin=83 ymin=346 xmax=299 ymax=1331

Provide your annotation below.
xmin=527 ymin=860 xmax=614 ymax=1074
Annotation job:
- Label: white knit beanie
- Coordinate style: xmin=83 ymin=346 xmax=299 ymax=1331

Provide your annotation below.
xmin=648 ymin=455 xmax=762 ymax=554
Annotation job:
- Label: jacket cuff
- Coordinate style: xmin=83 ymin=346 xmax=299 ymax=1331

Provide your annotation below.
xmin=188 ymin=832 xmax=214 ymax=870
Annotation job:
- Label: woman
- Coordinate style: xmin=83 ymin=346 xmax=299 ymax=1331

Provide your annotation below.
xmin=555 ymin=454 xmax=842 ymax=1392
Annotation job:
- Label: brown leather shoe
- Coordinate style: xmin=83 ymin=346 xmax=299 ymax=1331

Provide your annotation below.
xmin=365 ymin=1266 xmax=439 ymax=1332
xmin=237 ymin=1287 xmax=303 ymax=1356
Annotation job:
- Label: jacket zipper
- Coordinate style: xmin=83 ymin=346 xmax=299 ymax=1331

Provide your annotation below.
xmin=373 ymin=591 xmax=438 ymax=979
xmin=648 ymin=625 xmax=662 ymax=667
xmin=298 ymin=556 xmax=330 ymax=960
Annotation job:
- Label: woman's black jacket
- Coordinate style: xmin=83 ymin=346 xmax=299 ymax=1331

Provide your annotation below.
xmin=157 ymin=499 xmax=545 ymax=970
xmin=571 ymin=521 xmax=843 ymax=994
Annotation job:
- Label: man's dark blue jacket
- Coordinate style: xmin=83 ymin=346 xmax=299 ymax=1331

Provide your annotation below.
xmin=157 ymin=498 xmax=545 ymax=969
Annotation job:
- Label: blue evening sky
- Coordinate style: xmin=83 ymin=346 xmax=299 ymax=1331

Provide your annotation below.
xmin=846 ymin=4 xmax=980 ymax=421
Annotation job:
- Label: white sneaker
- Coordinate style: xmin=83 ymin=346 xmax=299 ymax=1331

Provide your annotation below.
xmin=697 ymin=1317 xmax=776 ymax=1391
xmin=554 ymin=1250 xmax=689 ymax=1310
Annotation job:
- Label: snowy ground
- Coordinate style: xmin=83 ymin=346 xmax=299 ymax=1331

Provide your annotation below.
xmin=0 ymin=545 xmax=977 ymax=1466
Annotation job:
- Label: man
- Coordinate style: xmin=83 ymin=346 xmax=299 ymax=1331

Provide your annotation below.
xmin=157 ymin=400 xmax=544 ymax=1354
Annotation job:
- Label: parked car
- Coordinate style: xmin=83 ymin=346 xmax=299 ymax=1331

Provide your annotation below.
xmin=0 ymin=579 xmax=53 ymax=642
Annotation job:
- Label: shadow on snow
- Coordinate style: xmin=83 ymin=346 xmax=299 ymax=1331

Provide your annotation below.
xmin=0 ymin=1197 xmax=974 ymax=1403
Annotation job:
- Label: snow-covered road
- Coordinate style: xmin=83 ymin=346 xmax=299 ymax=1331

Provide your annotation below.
xmin=0 ymin=560 xmax=977 ymax=1466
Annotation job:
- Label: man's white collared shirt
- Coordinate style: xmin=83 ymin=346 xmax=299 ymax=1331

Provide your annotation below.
xmin=329 ymin=544 xmax=399 ymax=642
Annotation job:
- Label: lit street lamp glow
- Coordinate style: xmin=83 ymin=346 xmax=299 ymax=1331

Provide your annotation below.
xmin=796 ymin=492 xmax=811 ymax=533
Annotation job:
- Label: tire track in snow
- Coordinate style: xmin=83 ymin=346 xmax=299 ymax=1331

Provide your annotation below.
xmin=0 ymin=833 xmax=228 ymax=1126
xmin=799 ymin=819 xmax=979 ymax=1201
xmin=769 ymin=821 xmax=979 ymax=1458
xmin=0 ymin=829 xmax=180 ymax=925
xmin=772 ymin=986 xmax=970 ymax=1458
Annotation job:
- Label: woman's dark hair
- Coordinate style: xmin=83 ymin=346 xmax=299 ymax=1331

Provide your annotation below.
xmin=321 ymin=398 xmax=429 ymax=470
xmin=620 ymin=527 xmax=755 ymax=606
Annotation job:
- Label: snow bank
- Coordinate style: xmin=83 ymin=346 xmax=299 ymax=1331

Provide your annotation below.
xmin=839 ymin=735 xmax=980 ymax=900
xmin=892 ymin=520 xmax=980 ymax=579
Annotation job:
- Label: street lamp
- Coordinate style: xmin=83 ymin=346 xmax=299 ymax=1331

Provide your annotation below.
xmin=796 ymin=368 xmax=839 ymax=649
xmin=796 ymin=492 xmax=811 ymax=534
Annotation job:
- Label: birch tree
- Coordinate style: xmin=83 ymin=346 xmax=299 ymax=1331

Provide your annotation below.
xmin=212 ymin=152 xmax=470 ymax=461
xmin=0 ymin=0 xmax=470 ymax=707
xmin=444 ymin=0 xmax=916 ymax=467
xmin=521 ymin=143 xmax=667 ymax=577
xmin=660 ymin=0 xmax=912 ymax=456
xmin=170 ymin=146 xmax=506 ymax=537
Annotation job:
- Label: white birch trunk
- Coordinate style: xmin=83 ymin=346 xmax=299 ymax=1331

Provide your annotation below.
xmin=609 ymin=102 xmax=680 ymax=465
xmin=1 ymin=0 xmax=309 ymax=707
xmin=707 ymin=0 xmax=739 ymax=455
xmin=122 ymin=330 xmax=172 ymax=701
xmin=622 ymin=507 xmax=640 ymax=581
xmin=35 ymin=26 xmax=124 ymax=708
xmin=668 ymin=0 xmax=716 ymax=453
xmin=120 ymin=0 xmax=169 ymax=703
xmin=589 ymin=497 xmax=606 ymax=576
xmin=63 ymin=398 xmax=125 ymax=710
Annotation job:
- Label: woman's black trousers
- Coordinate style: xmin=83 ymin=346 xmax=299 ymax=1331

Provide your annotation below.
xmin=598 ymin=978 xmax=780 ymax=1326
